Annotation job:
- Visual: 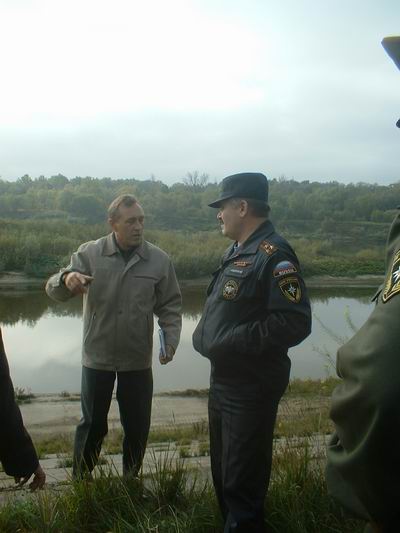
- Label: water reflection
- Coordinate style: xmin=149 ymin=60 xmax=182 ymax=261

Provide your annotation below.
xmin=0 ymin=287 xmax=376 ymax=393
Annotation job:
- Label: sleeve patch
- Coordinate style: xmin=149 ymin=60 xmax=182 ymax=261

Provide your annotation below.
xmin=278 ymin=276 xmax=301 ymax=303
xmin=273 ymin=261 xmax=297 ymax=278
xmin=382 ymin=249 xmax=400 ymax=303
xmin=259 ymin=240 xmax=277 ymax=255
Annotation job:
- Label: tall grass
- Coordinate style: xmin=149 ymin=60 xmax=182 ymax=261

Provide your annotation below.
xmin=267 ymin=439 xmax=363 ymax=533
xmin=0 ymin=440 xmax=365 ymax=532
xmin=0 ymin=454 xmax=221 ymax=532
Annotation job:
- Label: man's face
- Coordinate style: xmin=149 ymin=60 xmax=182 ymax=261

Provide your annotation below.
xmin=217 ymin=199 xmax=242 ymax=241
xmin=110 ymin=203 xmax=145 ymax=250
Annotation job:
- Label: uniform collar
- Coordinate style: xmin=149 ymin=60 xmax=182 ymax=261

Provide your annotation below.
xmin=224 ymin=219 xmax=275 ymax=261
xmin=102 ymin=233 xmax=149 ymax=260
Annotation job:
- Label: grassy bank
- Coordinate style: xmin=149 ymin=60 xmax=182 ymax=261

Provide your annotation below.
xmin=0 ymin=439 xmax=363 ymax=532
xmin=29 ymin=378 xmax=338 ymax=458
xmin=0 ymin=217 xmax=386 ymax=280
xmin=1 ymin=379 xmax=366 ymax=532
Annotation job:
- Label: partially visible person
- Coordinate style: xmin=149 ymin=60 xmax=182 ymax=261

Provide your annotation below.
xmin=326 ymin=36 xmax=400 ymax=533
xmin=0 ymin=327 xmax=46 ymax=490
xmin=193 ymin=172 xmax=311 ymax=532
xmin=46 ymin=194 xmax=182 ymax=479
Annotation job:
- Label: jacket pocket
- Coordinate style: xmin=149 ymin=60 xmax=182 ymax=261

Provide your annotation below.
xmin=126 ymin=312 xmax=153 ymax=355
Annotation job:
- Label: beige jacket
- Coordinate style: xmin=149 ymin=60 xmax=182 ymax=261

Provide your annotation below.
xmin=46 ymin=233 xmax=182 ymax=371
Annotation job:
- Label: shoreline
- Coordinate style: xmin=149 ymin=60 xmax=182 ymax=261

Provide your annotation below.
xmin=18 ymin=381 xmax=334 ymax=441
xmin=0 ymin=271 xmax=384 ymax=291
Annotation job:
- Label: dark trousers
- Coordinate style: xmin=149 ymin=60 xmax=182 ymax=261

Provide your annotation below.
xmin=73 ymin=366 xmax=153 ymax=478
xmin=209 ymin=376 xmax=288 ymax=533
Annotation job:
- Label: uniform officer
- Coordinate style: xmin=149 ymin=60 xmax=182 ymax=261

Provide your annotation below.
xmin=192 ymin=172 xmax=312 ymax=532
xmin=326 ymin=36 xmax=400 ymax=533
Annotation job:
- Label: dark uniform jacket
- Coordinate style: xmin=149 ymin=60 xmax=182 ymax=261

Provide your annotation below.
xmin=326 ymin=212 xmax=400 ymax=525
xmin=192 ymin=220 xmax=312 ymax=385
xmin=0 ymin=327 xmax=39 ymax=478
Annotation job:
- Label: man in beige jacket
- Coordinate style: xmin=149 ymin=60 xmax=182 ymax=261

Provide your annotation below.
xmin=46 ymin=194 xmax=182 ymax=478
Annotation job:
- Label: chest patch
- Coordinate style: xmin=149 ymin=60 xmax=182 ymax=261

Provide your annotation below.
xmin=278 ymin=276 xmax=301 ymax=303
xmin=222 ymin=279 xmax=239 ymax=300
xmin=233 ymin=260 xmax=252 ymax=267
xmin=382 ymin=249 xmax=400 ymax=303
xmin=273 ymin=261 xmax=297 ymax=278
xmin=259 ymin=240 xmax=277 ymax=255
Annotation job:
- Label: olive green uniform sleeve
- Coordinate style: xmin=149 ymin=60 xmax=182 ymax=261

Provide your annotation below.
xmin=326 ymin=213 xmax=400 ymax=524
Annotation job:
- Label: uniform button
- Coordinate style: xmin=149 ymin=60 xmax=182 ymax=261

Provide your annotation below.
xmin=118 ymin=310 xmax=123 ymax=314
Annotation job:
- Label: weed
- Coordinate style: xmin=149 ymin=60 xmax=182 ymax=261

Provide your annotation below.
xmin=14 ymin=386 xmax=35 ymax=404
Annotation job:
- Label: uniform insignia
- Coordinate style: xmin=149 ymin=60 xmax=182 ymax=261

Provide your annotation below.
xmin=222 ymin=279 xmax=239 ymax=300
xmin=278 ymin=276 xmax=301 ymax=303
xmin=382 ymin=249 xmax=400 ymax=303
xmin=273 ymin=261 xmax=297 ymax=278
xmin=259 ymin=240 xmax=277 ymax=255
xmin=233 ymin=260 xmax=251 ymax=267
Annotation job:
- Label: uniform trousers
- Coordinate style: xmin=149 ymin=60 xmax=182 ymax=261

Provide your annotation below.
xmin=73 ymin=366 xmax=153 ymax=478
xmin=208 ymin=372 xmax=289 ymax=533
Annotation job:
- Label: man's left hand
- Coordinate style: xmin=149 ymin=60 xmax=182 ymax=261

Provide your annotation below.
xmin=14 ymin=464 xmax=46 ymax=491
xmin=159 ymin=344 xmax=175 ymax=365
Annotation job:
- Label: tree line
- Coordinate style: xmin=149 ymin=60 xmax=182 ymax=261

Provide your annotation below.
xmin=1 ymin=173 xmax=399 ymax=227
xmin=0 ymin=174 xmax=399 ymax=278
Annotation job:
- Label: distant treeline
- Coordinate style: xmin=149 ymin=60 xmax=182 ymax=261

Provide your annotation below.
xmin=0 ymin=174 xmax=398 ymax=278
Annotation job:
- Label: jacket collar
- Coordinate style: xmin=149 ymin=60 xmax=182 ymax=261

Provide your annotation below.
xmin=223 ymin=219 xmax=275 ymax=262
xmin=102 ymin=233 xmax=149 ymax=260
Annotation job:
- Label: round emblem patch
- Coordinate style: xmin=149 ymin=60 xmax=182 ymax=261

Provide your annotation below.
xmin=222 ymin=279 xmax=239 ymax=300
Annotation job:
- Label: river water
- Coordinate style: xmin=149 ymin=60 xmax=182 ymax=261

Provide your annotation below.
xmin=0 ymin=287 xmax=376 ymax=393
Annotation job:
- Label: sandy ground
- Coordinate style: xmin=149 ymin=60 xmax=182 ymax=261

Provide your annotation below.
xmin=17 ymin=392 xmax=329 ymax=440
xmin=19 ymin=393 xmax=209 ymax=439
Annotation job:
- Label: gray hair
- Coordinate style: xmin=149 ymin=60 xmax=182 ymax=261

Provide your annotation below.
xmin=229 ymin=198 xmax=270 ymax=218
xmin=108 ymin=194 xmax=138 ymax=221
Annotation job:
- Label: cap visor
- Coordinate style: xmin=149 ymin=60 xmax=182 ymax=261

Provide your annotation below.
xmin=382 ymin=36 xmax=400 ymax=70
xmin=208 ymin=199 xmax=223 ymax=208
xmin=208 ymin=193 xmax=234 ymax=208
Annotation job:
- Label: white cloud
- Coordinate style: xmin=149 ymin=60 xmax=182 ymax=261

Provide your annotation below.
xmin=0 ymin=0 xmax=399 ymax=182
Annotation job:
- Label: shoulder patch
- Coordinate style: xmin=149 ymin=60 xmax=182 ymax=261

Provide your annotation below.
xmin=273 ymin=260 xmax=297 ymax=278
xmin=382 ymin=249 xmax=400 ymax=303
xmin=259 ymin=240 xmax=277 ymax=256
xmin=278 ymin=276 xmax=301 ymax=303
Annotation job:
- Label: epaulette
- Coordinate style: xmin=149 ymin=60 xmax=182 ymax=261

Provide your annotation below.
xmin=259 ymin=240 xmax=278 ymax=255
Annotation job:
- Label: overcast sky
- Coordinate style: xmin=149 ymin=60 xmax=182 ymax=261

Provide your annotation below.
xmin=0 ymin=0 xmax=398 ymax=185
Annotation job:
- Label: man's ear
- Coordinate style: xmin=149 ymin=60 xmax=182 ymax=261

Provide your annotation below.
xmin=239 ymin=200 xmax=249 ymax=217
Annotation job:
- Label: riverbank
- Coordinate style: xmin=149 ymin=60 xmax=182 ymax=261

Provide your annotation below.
xmin=15 ymin=378 xmax=336 ymax=452
xmin=0 ymin=271 xmax=384 ymax=290
xmin=1 ymin=380 xmax=366 ymax=532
